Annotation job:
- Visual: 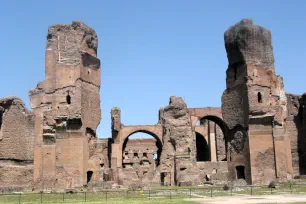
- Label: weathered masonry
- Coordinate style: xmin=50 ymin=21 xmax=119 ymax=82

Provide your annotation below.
xmin=222 ymin=19 xmax=292 ymax=184
xmin=29 ymin=21 xmax=103 ymax=190
xmin=0 ymin=19 xmax=306 ymax=191
xmin=0 ymin=97 xmax=35 ymax=189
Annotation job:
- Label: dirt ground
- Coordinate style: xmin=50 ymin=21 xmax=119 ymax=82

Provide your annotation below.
xmin=187 ymin=194 xmax=306 ymax=204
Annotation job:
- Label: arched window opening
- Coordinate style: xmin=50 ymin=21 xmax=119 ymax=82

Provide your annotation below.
xmin=196 ymin=116 xmax=228 ymax=162
xmin=122 ymin=132 xmax=163 ymax=183
xmin=143 ymin=153 xmax=147 ymax=158
xmin=87 ymin=171 xmax=93 ymax=184
xmin=236 ymin=166 xmax=245 ymax=179
xmin=66 ymin=94 xmax=71 ymax=104
xmin=122 ymin=132 xmax=162 ymax=167
xmin=257 ymin=92 xmax=263 ymax=103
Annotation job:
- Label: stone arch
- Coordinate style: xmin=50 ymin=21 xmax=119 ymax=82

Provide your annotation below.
xmin=112 ymin=125 xmax=163 ymax=168
xmin=122 ymin=129 xmax=163 ymax=166
xmin=188 ymin=108 xmax=229 ymax=162
xmin=188 ymin=108 xmax=223 ymax=125
xmin=120 ymin=125 xmax=163 ymax=145
xmin=198 ymin=115 xmax=228 ymax=139
xmin=196 ymin=115 xmax=229 ymax=162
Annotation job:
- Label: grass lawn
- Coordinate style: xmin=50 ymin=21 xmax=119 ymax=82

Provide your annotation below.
xmin=0 ymin=193 xmax=196 ymax=204
xmin=2 ymin=179 xmax=306 ymax=204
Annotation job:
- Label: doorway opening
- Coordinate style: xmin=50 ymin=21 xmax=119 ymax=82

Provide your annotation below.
xmin=257 ymin=92 xmax=263 ymax=103
xmin=236 ymin=166 xmax=245 ymax=179
xmin=87 ymin=171 xmax=93 ymax=184
xmin=196 ymin=132 xmax=210 ymax=161
xmin=66 ymin=94 xmax=71 ymax=104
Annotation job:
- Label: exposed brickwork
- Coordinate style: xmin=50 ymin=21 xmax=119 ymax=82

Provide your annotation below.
xmin=0 ymin=96 xmax=35 ymax=188
xmin=120 ymin=139 xmax=159 ymax=186
xmin=29 ymin=21 xmax=104 ymax=191
xmin=159 ymin=96 xmax=199 ymax=186
xmin=1 ymin=19 xmax=306 ymax=190
xmin=222 ymin=19 xmax=292 ymax=184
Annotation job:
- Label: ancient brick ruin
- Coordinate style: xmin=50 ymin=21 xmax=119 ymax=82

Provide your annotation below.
xmin=221 ymin=19 xmax=292 ymax=184
xmin=29 ymin=21 xmax=105 ymax=190
xmin=0 ymin=97 xmax=35 ymax=189
xmin=1 ymin=19 xmax=306 ymax=191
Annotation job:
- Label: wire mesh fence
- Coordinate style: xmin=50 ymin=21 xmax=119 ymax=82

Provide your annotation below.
xmin=1 ymin=184 xmax=306 ymax=203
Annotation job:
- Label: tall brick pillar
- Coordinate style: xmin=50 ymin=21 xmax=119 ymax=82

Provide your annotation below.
xmin=222 ymin=19 xmax=292 ymax=184
xmin=110 ymin=107 xmax=122 ymax=169
xmin=30 ymin=21 xmax=101 ymax=190
xmin=208 ymin=121 xmax=217 ymax=162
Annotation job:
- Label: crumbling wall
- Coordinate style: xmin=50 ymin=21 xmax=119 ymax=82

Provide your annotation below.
xmin=216 ymin=125 xmax=226 ymax=161
xmin=111 ymin=107 xmax=121 ymax=144
xmin=299 ymin=94 xmax=306 ymax=175
xmin=160 ymin=96 xmax=199 ymax=186
xmin=110 ymin=106 xmax=163 ymax=187
xmin=197 ymin=161 xmax=228 ymax=184
xmin=286 ymin=93 xmax=302 ymax=176
xmin=195 ymin=119 xmax=226 ymax=162
xmin=0 ymin=161 xmax=34 ymax=189
xmin=29 ymin=21 xmax=102 ymax=191
xmin=287 ymin=93 xmax=306 ymax=176
xmin=110 ymin=107 xmax=122 ymax=183
xmin=222 ymin=19 xmax=291 ymax=184
xmin=0 ymin=96 xmax=35 ymax=188
xmin=87 ymin=138 xmax=111 ymax=187
xmin=121 ymin=139 xmax=159 ymax=186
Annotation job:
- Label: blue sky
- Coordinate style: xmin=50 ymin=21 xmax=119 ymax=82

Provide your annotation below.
xmin=0 ymin=1 xmax=305 ymax=139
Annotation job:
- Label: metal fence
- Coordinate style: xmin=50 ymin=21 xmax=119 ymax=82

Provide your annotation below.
xmin=1 ymin=184 xmax=306 ymax=203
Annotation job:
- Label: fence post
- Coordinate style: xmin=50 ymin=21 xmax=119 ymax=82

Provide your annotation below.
xmin=41 ymin=192 xmax=43 ymax=203
xmin=251 ymin=186 xmax=253 ymax=196
xmin=210 ymin=187 xmax=212 ymax=197
xmin=85 ymin=192 xmax=87 ymax=202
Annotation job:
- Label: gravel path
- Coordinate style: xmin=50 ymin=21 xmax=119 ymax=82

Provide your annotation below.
xmin=187 ymin=194 xmax=306 ymax=204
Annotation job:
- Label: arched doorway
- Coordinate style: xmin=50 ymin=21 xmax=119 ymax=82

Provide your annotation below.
xmin=236 ymin=166 xmax=246 ymax=179
xmin=196 ymin=132 xmax=210 ymax=161
xmin=195 ymin=115 xmax=228 ymax=162
xmin=87 ymin=171 xmax=93 ymax=185
xmin=121 ymin=131 xmax=163 ymax=184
